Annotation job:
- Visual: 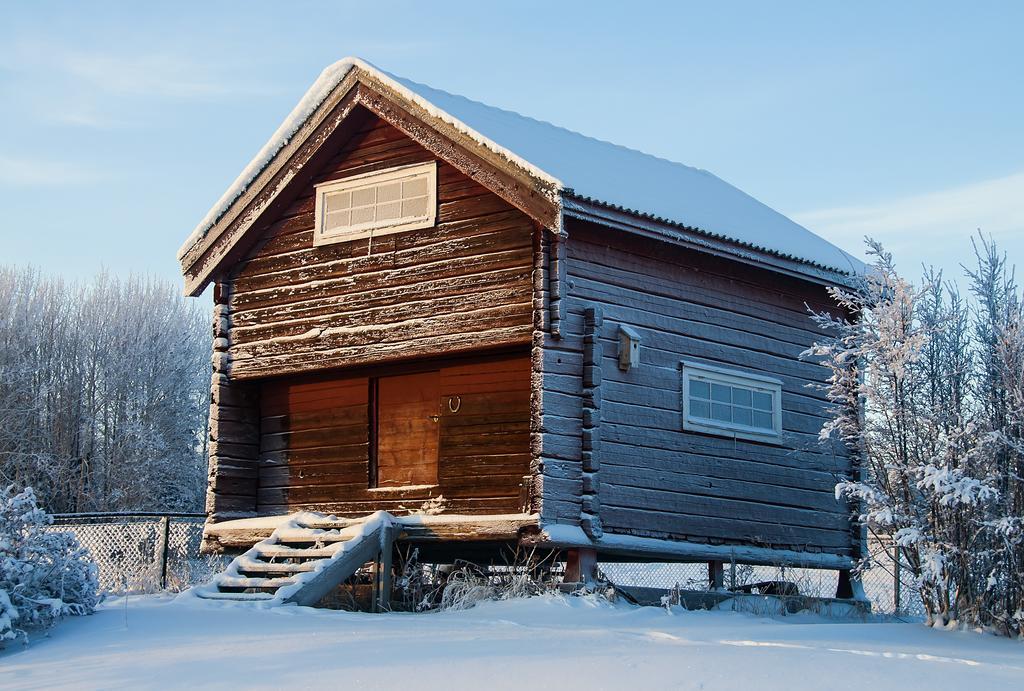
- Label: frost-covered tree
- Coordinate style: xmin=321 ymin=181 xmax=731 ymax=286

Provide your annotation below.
xmin=805 ymin=237 xmax=1024 ymax=635
xmin=0 ymin=485 xmax=98 ymax=644
xmin=964 ymin=238 xmax=1024 ymax=634
xmin=0 ymin=267 xmax=209 ymax=513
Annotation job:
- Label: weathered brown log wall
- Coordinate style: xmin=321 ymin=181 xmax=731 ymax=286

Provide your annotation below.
xmin=206 ymin=281 xmax=261 ymax=522
xmin=257 ymin=353 xmax=531 ymax=516
xmin=542 ymin=218 xmax=854 ymax=557
xmin=201 ymin=111 xmax=539 ymax=521
xmin=224 ymin=112 xmax=536 ymax=379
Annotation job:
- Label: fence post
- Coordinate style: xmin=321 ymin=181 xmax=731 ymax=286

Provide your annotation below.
xmin=893 ymin=543 xmax=901 ymax=615
xmin=157 ymin=516 xmax=171 ymax=590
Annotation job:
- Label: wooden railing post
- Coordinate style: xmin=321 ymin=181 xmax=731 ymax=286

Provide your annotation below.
xmin=378 ymin=523 xmax=394 ymax=612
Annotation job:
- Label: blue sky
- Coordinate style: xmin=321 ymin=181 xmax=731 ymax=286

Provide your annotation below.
xmin=1 ymin=1 xmax=1021 ymax=290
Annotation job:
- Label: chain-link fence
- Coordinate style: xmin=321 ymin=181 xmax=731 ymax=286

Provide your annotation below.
xmin=601 ymin=536 xmax=926 ymax=619
xmin=51 ymin=513 xmax=925 ymax=617
xmin=48 ymin=513 xmax=228 ymax=593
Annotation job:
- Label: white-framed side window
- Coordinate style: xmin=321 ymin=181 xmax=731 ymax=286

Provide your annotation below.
xmin=313 ymin=161 xmax=437 ymax=246
xmin=680 ymin=360 xmax=783 ymax=443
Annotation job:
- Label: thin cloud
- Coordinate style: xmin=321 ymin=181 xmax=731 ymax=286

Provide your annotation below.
xmin=794 ymin=172 xmax=1024 ymax=262
xmin=0 ymin=155 xmax=102 ymax=186
xmin=58 ymin=51 xmax=268 ymax=100
xmin=0 ymin=39 xmax=278 ymax=130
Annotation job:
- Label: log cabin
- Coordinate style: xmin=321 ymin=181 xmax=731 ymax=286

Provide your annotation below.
xmin=179 ymin=57 xmax=867 ymax=597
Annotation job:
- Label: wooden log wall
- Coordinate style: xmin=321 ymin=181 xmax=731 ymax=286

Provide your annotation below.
xmin=531 ymin=228 xmax=585 ymax=524
xmin=206 ymin=281 xmax=261 ymax=522
xmin=224 ymin=111 xmax=535 ymax=380
xmin=256 ymin=353 xmax=531 ymax=516
xmin=580 ymin=306 xmax=604 ymax=539
xmin=542 ymin=218 xmax=854 ymax=558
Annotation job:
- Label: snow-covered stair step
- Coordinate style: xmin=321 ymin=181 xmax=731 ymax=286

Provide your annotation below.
xmin=216 ymin=576 xmax=297 ymax=590
xmin=273 ymin=528 xmax=353 ymax=544
xmin=254 ymin=545 xmax=341 ymax=560
xmin=196 ymin=591 xmax=276 ymax=602
xmin=234 ymin=559 xmax=317 ymax=575
xmin=294 ymin=517 xmax=360 ymax=530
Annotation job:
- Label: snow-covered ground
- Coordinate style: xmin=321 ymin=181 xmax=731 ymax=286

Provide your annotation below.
xmin=2 ymin=595 xmax=1022 ymax=690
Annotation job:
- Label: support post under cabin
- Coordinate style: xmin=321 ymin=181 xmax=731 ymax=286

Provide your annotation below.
xmin=564 ymin=548 xmax=598 ymax=586
xmin=708 ymin=561 xmax=724 ymax=590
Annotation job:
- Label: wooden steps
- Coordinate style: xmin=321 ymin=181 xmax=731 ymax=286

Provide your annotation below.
xmin=194 ymin=511 xmax=396 ymax=606
xmin=234 ymin=559 xmax=317 ymax=575
xmin=254 ymin=545 xmax=339 ymax=560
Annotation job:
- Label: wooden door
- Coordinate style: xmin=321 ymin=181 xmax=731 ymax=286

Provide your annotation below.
xmin=372 ymin=371 xmax=441 ymax=487
xmin=259 ymin=376 xmax=369 ymax=512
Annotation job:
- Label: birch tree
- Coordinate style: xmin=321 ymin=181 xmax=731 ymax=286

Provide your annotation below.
xmin=806 ymin=237 xmax=1024 ymax=635
xmin=0 ymin=266 xmax=209 ymax=514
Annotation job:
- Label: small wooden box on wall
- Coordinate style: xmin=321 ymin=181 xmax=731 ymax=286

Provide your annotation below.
xmin=618 ymin=325 xmax=641 ymax=371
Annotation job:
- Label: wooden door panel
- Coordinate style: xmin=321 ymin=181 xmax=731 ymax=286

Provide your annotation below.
xmin=375 ymin=371 xmax=440 ymax=486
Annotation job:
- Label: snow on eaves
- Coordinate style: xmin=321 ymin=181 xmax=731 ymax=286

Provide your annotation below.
xmin=180 ymin=56 xmax=864 ymax=277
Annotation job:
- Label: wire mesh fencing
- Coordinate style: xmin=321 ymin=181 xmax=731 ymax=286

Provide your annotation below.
xmin=600 ymin=537 xmax=926 ymax=619
xmin=49 ymin=512 xmax=926 ymax=617
xmin=48 ymin=513 xmax=229 ymax=594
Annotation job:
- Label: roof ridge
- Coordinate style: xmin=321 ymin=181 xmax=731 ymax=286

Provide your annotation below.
xmin=179 ymin=55 xmax=865 ymax=281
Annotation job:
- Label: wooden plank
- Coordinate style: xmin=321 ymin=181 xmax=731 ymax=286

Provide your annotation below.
xmin=231 ymin=324 xmax=533 ymax=380
xmin=600 ymin=465 xmax=846 ymax=515
xmin=601 ymin=506 xmax=851 ymax=550
xmin=566 ymin=220 xmax=842 ymax=322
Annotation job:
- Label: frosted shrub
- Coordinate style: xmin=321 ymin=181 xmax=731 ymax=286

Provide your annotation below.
xmin=394 ymin=546 xmax=557 ymax=612
xmin=438 ymin=568 xmax=495 ymax=611
xmin=806 ymin=237 xmax=1024 ymax=635
xmin=0 ymin=486 xmax=99 ymax=644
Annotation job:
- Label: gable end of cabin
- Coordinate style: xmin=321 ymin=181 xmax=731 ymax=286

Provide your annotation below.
xmin=204 ymin=108 xmax=559 ymax=534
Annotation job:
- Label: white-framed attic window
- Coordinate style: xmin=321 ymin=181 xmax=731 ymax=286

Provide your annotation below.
xmin=313 ymin=161 xmax=437 ymax=246
xmin=680 ymin=361 xmax=782 ymax=443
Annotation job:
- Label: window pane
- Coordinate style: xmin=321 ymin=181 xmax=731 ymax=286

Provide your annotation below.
xmin=377 ymin=181 xmax=401 ymax=203
xmin=351 ymin=205 xmax=375 ymax=225
xmin=325 ymin=191 xmax=351 ymax=212
xmin=402 ymin=196 xmax=428 ymax=218
xmin=752 ymin=391 xmax=773 ymax=411
xmin=352 ymin=187 xmax=376 ymax=207
xmin=376 ymin=200 xmax=402 ymax=221
xmin=711 ymin=403 xmax=731 ymax=422
xmin=690 ymin=400 xmax=710 ymax=419
xmin=689 ymin=379 xmax=710 ymax=400
xmin=711 ymin=383 xmax=731 ymax=403
xmin=733 ymin=407 xmax=752 ymax=426
xmin=752 ymin=411 xmax=773 ymax=430
xmin=732 ymin=387 xmax=752 ymax=407
xmin=403 ymin=177 xmax=428 ymax=197
xmin=325 ymin=209 xmax=350 ymax=230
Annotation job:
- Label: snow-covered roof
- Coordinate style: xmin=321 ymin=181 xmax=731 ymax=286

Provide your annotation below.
xmin=181 ymin=57 xmax=864 ymax=277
